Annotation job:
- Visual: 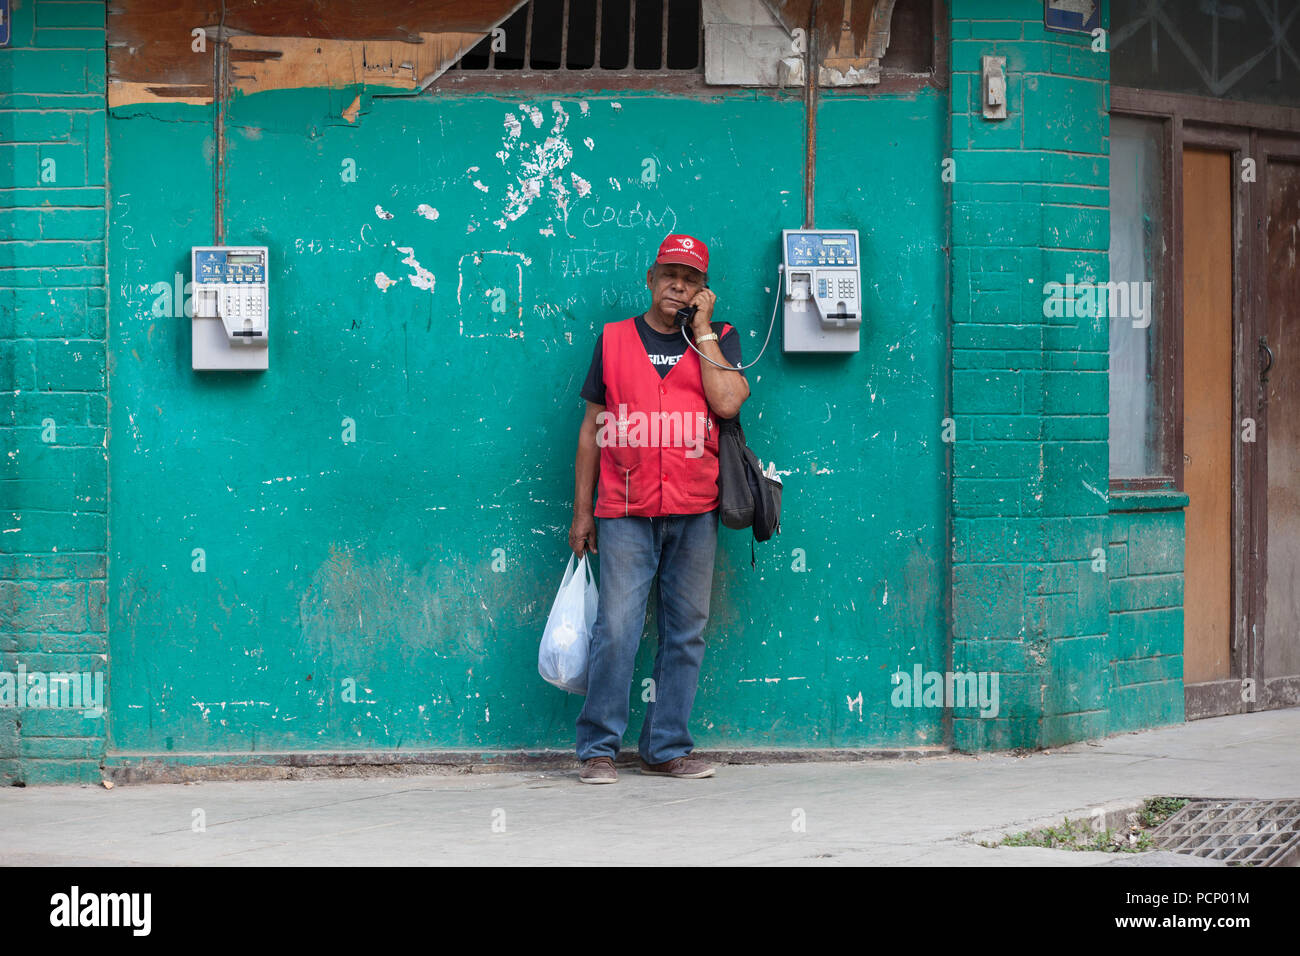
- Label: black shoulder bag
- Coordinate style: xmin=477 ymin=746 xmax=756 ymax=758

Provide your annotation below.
xmin=716 ymin=416 xmax=782 ymax=567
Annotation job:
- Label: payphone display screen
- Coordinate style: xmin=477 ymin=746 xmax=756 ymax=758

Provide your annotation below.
xmin=785 ymin=233 xmax=858 ymax=268
xmin=195 ymin=249 xmax=266 ymax=284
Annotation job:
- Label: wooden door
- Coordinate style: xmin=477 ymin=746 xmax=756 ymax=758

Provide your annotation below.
xmin=1259 ymin=144 xmax=1300 ymax=709
xmin=1181 ymin=147 xmax=1235 ymax=688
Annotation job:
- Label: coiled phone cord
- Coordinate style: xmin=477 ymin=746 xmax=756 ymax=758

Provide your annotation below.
xmin=680 ymin=264 xmax=784 ymax=372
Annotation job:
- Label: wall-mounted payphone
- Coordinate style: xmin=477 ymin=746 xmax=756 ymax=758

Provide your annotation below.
xmin=781 ymin=229 xmax=861 ymax=353
xmin=191 ymin=246 xmax=269 ymax=370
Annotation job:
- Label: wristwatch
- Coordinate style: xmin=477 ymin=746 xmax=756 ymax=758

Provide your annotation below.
xmin=695 ymin=332 xmax=719 ymax=344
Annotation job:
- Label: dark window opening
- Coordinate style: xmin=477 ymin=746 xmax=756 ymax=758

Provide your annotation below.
xmin=665 ymin=0 xmax=700 ymax=70
xmin=879 ymin=0 xmax=934 ymax=76
xmin=632 ymin=0 xmax=662 ymax=71
xmin=600 ymin=0 xmax=630 ymax=70
xmin=494 ymin=5 xmax=531 ymax=70
xmin=566 ymin=0 xmax=597 ymax=69
xmin=448 ymin=0 xmax=701 ymax=73
xmin=529 ymin=0 xmax=565 ymax=69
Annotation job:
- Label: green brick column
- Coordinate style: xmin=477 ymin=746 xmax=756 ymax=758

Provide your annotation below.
xmin=948 ymin=0 xmax=1111 ymax=749
xmin=0 ymin=0 xmax=109 ymax=785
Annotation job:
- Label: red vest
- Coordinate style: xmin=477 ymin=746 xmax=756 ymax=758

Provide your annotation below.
xmin=594 ymin=316 xmax=730 ymax=518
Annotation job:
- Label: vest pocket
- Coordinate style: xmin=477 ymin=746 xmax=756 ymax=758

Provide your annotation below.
xmin=684 ymin=419 xmax=720 ymax=498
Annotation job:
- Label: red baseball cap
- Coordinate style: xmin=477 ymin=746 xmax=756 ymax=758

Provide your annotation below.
xmin=655 ymin=234 xmax=709 ymax=273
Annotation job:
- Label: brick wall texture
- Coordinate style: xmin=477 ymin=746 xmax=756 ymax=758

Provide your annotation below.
xmin=0 ymin=0 xmax=109 ymax=785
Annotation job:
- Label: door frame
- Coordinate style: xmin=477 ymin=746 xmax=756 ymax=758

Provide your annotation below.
xmin=1111 ymin=88 xmax=1300 ymax=718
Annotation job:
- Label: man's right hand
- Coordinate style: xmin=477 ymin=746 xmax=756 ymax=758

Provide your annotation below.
xmin=569 ymin=514 xmax=597 ymax=556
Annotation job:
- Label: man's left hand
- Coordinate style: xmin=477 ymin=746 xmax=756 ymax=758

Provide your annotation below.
xmin=689 ymin=288 xmax=717 ymax=338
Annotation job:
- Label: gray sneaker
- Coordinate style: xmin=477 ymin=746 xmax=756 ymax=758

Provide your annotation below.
xmin=638 ymin=755 xmax=716 ymax=778
xmin=579 ymin=756 xmax=618 ymax=784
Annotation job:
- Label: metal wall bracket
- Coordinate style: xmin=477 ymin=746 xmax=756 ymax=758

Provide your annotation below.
xmin=982 ymin=55 xmax=1007 ymax=120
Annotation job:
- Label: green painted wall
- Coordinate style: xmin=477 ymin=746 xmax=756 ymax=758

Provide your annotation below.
xmin=948 ymin=0 xmax=1132 ymax=749
xmin=0 ymin=0 xmax=109 ymax=785
xmin=105 ymin=85 xmax=950 ymax=756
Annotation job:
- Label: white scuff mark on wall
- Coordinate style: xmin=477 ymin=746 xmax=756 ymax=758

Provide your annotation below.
xmin=539 ymin=225 xmax=555 ymax=236
xmin=374 ymin=271 xmax=398 ymax=291
xmin=608 ymin=177 xmax=621 ymax=191
xmin=611 ymin=101 xmax=622 ymax=111
xmin=1082 ymin=479 xmax=1108 ymax=502
xmin=882 ymin=582 xmax=888 ymax=606
xmin=522 ymin=104 xmax=544 ymax=128
xmin=473 ymin=179 xmax=489 ymax=193
xmin=583 ymin=136 xmax=594 ymax=150
xmin=374 ymin=205 xmax=394 ymax=220
xmin=504 ymin=112 xmax=522 ymax=139
xmin=415 ymin=204 xmax=439 ymax=221
xmin=571 ymin=173 xmax=591 ymax=197
xmin=579 ymin=100 xmax=589 ymax=115
xmin=259 ymin=468 xmax=340 ymax=485
xmin=394 ymin=244 xmax=435 ymax=292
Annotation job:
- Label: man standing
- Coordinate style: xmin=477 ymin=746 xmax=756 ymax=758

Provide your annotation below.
xmin=569 ymin=234 xmax=750 ymax=784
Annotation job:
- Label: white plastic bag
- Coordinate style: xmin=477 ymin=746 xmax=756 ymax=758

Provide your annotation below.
xmin=538 ymin=554 xmax=598 ymax=695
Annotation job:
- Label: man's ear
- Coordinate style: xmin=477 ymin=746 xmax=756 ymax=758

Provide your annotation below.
xmin=646 ymin=267 xmax=655 ymax=287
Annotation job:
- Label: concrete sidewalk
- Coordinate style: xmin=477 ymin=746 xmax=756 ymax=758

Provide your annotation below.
xmin=2 ymin=709 xmax=1297 ymax=866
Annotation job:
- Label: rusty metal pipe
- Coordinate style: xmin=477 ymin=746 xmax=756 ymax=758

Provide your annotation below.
xmin=804 ymin=0 xmax=820 ymax=229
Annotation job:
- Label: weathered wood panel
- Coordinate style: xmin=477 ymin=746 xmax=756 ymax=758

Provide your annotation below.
xmin=108 ymin=0 xmax=527 ymax=105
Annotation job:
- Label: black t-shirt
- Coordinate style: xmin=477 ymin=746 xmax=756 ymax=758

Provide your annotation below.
xmin=580 ymin=314 xmax=744 ymax=405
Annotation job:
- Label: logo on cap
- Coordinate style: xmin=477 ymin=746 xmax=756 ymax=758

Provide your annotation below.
xmin=655 ymin=234 xmax=709 ymax=272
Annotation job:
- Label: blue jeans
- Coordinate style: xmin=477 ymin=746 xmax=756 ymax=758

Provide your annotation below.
xmin=576 ymin=509 xmax=719 ymax=765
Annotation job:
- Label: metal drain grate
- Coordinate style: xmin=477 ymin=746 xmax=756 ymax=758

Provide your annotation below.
xmin=1153 ymin=798 xmax=1300 ymax=866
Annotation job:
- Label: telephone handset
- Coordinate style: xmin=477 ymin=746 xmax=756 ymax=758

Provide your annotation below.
xmin=678 ymin=271 xmax=781 ymax=373
xmin=673 ymin=278 xmax=712 ymax=328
